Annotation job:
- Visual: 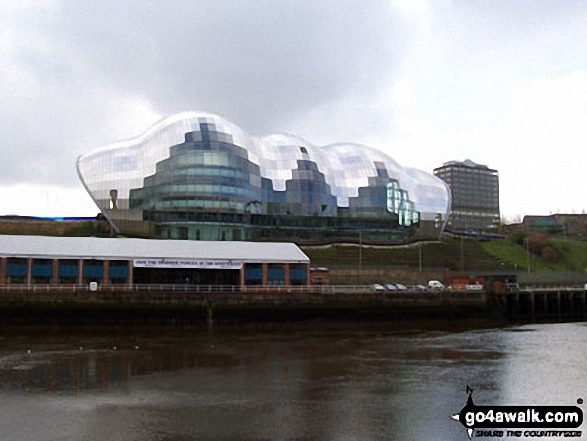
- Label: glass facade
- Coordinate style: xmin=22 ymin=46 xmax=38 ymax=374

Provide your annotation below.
xmin=77 ymin=112 xmax=450 ymax=243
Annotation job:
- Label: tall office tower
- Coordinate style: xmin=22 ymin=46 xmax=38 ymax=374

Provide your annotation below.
xmin=433 ymin=159 xmax=500 ymax=234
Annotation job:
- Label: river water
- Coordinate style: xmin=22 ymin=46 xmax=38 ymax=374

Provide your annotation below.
xmin=0 ymin=320 xmax=585 ymax=441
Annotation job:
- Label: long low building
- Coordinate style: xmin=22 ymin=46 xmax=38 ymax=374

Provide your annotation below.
xmin=0 ymin=235 xmax=310 ymax=287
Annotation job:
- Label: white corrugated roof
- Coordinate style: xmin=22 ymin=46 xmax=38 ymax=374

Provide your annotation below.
xmin=0 ymin=235 xmax=309 ymax=264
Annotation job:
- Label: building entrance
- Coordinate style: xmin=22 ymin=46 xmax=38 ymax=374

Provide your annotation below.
xmin=133 ymin=268 xmax=239 ymax=285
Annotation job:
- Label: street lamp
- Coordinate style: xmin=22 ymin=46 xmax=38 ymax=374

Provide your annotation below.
xmin=460 ymin=234 xmax=465 ymax=272
xmin=359 ymin=230 xmax=362 ymax=272
xmin=525 ymin=237 xmax=531 ymax=273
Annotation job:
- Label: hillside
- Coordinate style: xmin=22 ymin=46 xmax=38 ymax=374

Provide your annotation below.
xmin=303 ymin=235 xmax=587 ymax=272
xmin=481 ymin=237 xmax=587 ymax=272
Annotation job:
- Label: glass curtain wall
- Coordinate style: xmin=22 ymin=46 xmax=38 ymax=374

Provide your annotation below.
xmin=77 ymin=112 xmax=451 ymax=242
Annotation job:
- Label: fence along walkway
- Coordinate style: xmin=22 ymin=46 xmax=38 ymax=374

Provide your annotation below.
xmin=0 ymin=283 xmax=384 ymax=294
xmin=0 ymin=283 xmax=486 ymax=308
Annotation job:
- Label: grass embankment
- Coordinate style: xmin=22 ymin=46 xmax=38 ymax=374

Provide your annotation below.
xmin=303 ymin=237 xmax=512 ymax=271
xmin=304 ymin=236 xmax=587 ymax=272
xmin=482 ymin=238 xmax=587 ymax=271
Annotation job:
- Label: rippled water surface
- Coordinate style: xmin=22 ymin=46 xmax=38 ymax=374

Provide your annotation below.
xmin=0 ymin=320 xmax=585 ymax=440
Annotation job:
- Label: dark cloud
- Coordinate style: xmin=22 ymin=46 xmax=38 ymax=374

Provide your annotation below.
xmin=56 ymin=0 xmax=408 ymax=130
xmin=0 ymin=0 xmax=408 ymax=188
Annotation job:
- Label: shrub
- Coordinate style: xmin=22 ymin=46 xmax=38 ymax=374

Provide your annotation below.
xmin=541 ymin=246 xmax=560 ymax=263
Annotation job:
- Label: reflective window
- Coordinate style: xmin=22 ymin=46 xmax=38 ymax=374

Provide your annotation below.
xmin=77 ymin=113 xmax=451 ymax=240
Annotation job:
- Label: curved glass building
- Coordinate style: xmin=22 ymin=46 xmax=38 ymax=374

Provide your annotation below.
xmin=77 ymin=112 xmax=450 ymax=243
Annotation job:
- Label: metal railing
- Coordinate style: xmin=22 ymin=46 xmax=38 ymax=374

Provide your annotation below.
xmin=0 ymin=284 xmax=492 ymax=308
xmin=0 ymin=283 xmax=384 ymax=294
xmin=1 ymin=283 xmax=584 ymax=296
xmin=518 ymin=285 xmax=587 ymax=293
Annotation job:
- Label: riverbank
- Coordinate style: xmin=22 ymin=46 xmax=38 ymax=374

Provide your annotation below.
xmin=0 ymin=287 xmax=491 ymax=325
xmin=0 ymin=286 xmax=584 ymax=325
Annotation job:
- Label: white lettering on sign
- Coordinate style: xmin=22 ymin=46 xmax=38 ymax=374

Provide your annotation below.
xmin=133 ymin=259 xmax=242 ymax=270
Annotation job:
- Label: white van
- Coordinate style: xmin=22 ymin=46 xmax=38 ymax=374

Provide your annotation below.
xmin=428 ymin=280 xmax=445 ymax=291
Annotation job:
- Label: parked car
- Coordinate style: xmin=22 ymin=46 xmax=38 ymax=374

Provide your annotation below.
xmin=408 ymin=284 xmax=428 ymax=291
xmin=428 ymin=280 xmax=445 ymax=291
xmin=394 ymin=283 xmax=407 ymax=290
xmin=372 ymin=284 xmax=386 ymax=291
xmin=385 ymin=284 xmax=399 ymax=291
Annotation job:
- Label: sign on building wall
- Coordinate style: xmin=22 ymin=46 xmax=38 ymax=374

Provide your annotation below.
xmin=133 ymin=259 xmax=243 ymax=270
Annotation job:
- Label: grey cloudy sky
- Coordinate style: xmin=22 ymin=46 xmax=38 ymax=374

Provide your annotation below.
xmin=1 ymin=0 xmax=586 ymax=218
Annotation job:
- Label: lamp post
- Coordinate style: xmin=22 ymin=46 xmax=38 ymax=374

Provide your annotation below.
xmin=460 ymin=235 xmax=464 ymax=272
xmin=355 ymin=230 xmax=362 ymax=285
xmin=525 ymin=237 xmax=531 ymax=273
xmin=359 ymin=230 xmax=362 ymax=272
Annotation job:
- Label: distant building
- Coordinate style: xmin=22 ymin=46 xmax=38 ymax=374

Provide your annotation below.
xmin=522 ymin=215 xmax=566 ymax=236
xmin=523 ymin=213 xmax=587 ymax=237
xmin=433 ymin=159 xmax=500 ymax=234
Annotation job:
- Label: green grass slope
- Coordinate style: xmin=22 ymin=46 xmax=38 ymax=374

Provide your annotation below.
xmin=482 ymin=238 xmax=587 ymax=272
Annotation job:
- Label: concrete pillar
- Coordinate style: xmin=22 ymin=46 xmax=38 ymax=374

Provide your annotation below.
xmin=78 ymin=259 xmax=84 ymax=285
xmin=52 ymin=259 xmax=59 ymax=285
xmin=239 ymin=264 xmax=245 ymax=287
xmin=127 ymin=260 xmax=133 ymax=286
xmin=262 ymin=263 xmax=268 ymax=286
xmin=284 ymin=263 xmax=290 ymax=286
xmin=26 ymin=258 xmax=32 ymax=286
xmin=102 ymin=260 xmax=110 ymax=285
xmin=0 ymin=258 xmax=6 ymax=284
